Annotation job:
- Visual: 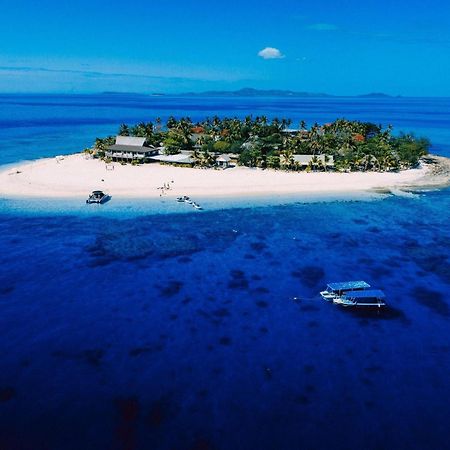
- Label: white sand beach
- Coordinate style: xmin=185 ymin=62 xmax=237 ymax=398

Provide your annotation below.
xmin=0 ymin=153 xmax=449 ymax=201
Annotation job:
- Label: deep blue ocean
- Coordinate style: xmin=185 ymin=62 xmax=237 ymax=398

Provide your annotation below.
xmin=0 ymin=95 xmax=449 ymax=450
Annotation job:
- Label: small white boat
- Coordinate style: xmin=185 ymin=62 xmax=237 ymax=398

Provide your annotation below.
xmin=192 ymin=202 xmax=203 ymax=210
xmin=319 ymin=291 xmax=337 ymax=301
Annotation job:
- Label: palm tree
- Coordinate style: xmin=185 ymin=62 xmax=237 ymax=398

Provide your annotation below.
xmin=359 ymin=154 xmax=379 ymax=171
xmin=323 ymin=154 xmax=332 ymax=172
xmin=118 ymin=124 xmax=130 ymax=136
xmin=280 ymin=148 xmax=295 ymax=170
xmin=175 ymin=117 xmax=193 ymax=148
xmin=378 ymin=152 xmax=398 ymax=171
xmin=307 ymin=155 xmax=323 ymax=172
xmin=166 ymin=116 xmax=177 ymax=129
xmin=281 ymin=118 xmax=292 ymax=131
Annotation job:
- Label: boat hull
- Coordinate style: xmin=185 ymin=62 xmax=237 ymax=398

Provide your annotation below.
xmin=86 ymin=194 xmax=110 ymax=204
xmin=333 ymin=298 xmax=386 ymax=308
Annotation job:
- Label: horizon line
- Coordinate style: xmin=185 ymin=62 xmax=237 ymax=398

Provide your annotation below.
xmin=0 ymin=91 xmax=450 ymax=99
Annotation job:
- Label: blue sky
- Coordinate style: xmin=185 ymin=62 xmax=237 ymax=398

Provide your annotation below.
xmin=1 ymin=0 xmax=450 ymax=95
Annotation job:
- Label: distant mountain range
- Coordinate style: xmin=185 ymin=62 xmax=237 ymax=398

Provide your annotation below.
xmin=100 ymin=88 xmax=398 ymax=98
xmin=177 ymin=88 xmax=397 ymax=98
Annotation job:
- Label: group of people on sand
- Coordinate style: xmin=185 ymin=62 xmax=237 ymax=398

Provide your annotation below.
xmin=158 ymin=181 xmax=174 ymax=196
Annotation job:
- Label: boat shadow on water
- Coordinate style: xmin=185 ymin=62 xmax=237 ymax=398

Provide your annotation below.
xmin=102 ymin=195 xmax=112 ymax=204
xmin=339 ymin=304 xmax=410 ymax=324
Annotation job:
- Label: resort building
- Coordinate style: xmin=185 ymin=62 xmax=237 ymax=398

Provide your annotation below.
xmin=281 ymin=128 xmax=301 ymax=136
xmin=149 ymin=150 xmax=196 ymax=166
xmin=280 ymin=154 xmax=335 ymax=169
xmin=106 ymin=136 xmax=160 ymax=162
xmin=281 ymin=129 xmax=310 ymax=141
xmin=216 ymin=154 xmax=231 ymax=168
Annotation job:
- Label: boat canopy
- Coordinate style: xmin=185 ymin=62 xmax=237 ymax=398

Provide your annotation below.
xmin=327 ymin=281 xmax=370 ymax=291
xmin=342 ymin=290 xmax=385 ymax=299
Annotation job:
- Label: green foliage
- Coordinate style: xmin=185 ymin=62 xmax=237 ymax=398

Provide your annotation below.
xmin=229 ymin=141 xmax=244 ymax=153
xmin=266 ymin=155 xmax=280 ymax=169
xmin=198 ymin=150 xmax=215 ymax=167
xmin=213 ymin=140 xmax=231 ymax=153
xmin=393 ymin=134 xmax=429 ymax=168
xmin=166 ymin=116 xmax=178 ymax=129
xmin=94 ymin=136 xmax=115 ymax=160
xmin=163 ymin=131 xmax=185 ymax=155
xmin=130 ymin=122 xmax=154 ymax=139
xmin=201 ymin=141 xmax=215 ymax=153
xmin=239 ymin=149 xmax=260 ymax=167
xmin=94 ymin=117 xmax=431 ymax=171
xmin=118 ymin=124 xmax=130 ymax=136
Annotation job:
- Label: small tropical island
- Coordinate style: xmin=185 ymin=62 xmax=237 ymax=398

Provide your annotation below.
xmin=1 ymin=116 xmax=449 ymax=201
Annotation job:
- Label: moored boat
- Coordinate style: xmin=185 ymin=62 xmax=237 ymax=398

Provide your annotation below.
xmin=334 ymin=289 xmax=387 ymax=308
xmin=320 ymin=281 xmax=370 ymax=301
xmin=86 ymin=190 xmax=110 ymax=204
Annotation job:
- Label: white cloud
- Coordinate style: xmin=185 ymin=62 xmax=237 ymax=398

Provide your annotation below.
xmin=257 ymin=47 xmax=285 ymax=60
xmin=307 ymin=23 xmax=338 ymax=31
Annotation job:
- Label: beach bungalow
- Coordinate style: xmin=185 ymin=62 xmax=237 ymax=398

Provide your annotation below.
xmin=216 ymin=154 xmax=231 ymax=168
xmin=106 ymin=136 xmax=159 ymax=163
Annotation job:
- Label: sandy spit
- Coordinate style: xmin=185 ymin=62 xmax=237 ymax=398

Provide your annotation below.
xmin=0 ymin=154 xmax=449 ymax=201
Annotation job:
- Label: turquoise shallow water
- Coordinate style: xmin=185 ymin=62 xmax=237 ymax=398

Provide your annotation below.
xmin=0 ymin=95 xmax=449 ymax=450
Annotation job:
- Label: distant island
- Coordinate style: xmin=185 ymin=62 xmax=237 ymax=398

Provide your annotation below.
xmin=178 ymin=88 xmax=332 ymax=98
xmin=100 ymin=88 xmax=398 ymax=98
xmin=177 ymin=88 xmax=397 ymax=98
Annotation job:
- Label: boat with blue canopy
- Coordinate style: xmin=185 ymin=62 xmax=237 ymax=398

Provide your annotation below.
xmin=333 ymin=289 xmax=386 ymax=307
xmin=320 ymin=281 xmax=370 ymax=301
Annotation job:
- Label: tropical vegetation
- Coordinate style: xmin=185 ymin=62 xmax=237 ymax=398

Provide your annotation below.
xmin=93 ymin=116 xmax=430 ymax=171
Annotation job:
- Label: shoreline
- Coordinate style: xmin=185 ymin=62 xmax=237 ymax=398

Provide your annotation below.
xmin=0 ymin=153 xmax=449 ymax=203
